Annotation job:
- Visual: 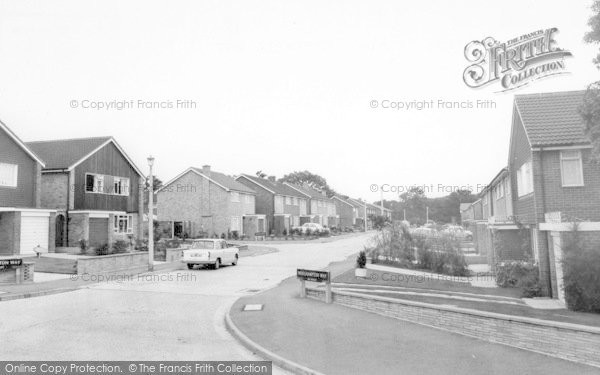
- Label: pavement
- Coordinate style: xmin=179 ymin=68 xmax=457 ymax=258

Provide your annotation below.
xmin=0 ymin=233 xmax=372 ymax=373
xmin=229 ymin=257 xmax=599 ymax=375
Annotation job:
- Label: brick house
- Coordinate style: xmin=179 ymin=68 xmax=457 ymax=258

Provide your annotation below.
xmin=283 ymin=183 xmax=338 ymax=228
xmin=474 ymin=167 xmax=521 ymax=266
xmin=506 ymin=90 xmax=600 ymax=301
xmin=235 ymin=175 xmax=307 ymax=236
xmin=0 ymin=121 xmax=56 ymax=256
xmin=332 ymin=195 xmax=357 ymax=229
xmin=157 ymin=166 xmax=260 ymax=239
xmin=26 ymin=136 xmax=144 ymax=250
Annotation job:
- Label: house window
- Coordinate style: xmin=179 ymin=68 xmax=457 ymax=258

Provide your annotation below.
xmin=517 ymin=161 xmax=533 ymax=197
xmin=275 ymin=196 xmax=284 ymax=213
xmin=86 ymin=174 xmax=105 ymax=193
xmin=285 ymin=196 xmax=292 ymax=205
xmin=292 ymin=197 xmax=297 ymax=205
xmin=0 ymin=163 xmax=18 ymax=187
xmin=231 ymin=192 xmax=240 ymax=202
xmin=114 ymin=215 xmax=133 ymax=234
xmin=560 ymin=150 xmax=584 ymax=187
xmin=244 ymin=194 xmax=253 ymax=204
xmin=506 ymin=178 xmax=511 ymax=196
xmin=113 ymin=177 xmax=130 ymax=196
xmin=496 ymin=182 xmax=504 ymax=199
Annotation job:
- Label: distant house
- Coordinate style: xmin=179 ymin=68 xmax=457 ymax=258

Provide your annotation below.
xmin=157 ymin=166 xmax=260 ymax=239
xmin=283 ymin=183 xmax=337 ymax=228
xmin=235 ymin=175 xmax=307 ymax=236
xmin=332 ymin=196 xmax=357 ymax=229
xmin=0 ymin=121 xmax=55 ymax=255
xmin=506 ymin=90 xmax=600 ymax=301
xmin=27 ymin=136 xmax=144 ymax=250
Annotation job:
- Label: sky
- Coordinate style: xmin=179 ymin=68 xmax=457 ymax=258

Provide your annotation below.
xmin=0 ymin=0 xmax=598 ymax=201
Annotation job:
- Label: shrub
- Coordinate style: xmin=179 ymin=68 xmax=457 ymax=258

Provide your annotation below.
xmin=356 ymin=250 xmax=367 ymax=268
xmin=562 ymin=228 xmax=600 ymax=312
xmin=79 ymin=239 xmax=88 ymax=254
xmin=231 ymin=230 xmax=239 ymax=240
xmin=495 ymin=261 xmax=542 ymax=297
xmin=112 ymin=240 xmax=129 ymax=254
xmin=95 ymin=243 xmax=110 ymax=256
xmin=135 ymin=239 xmax=148 ymax=251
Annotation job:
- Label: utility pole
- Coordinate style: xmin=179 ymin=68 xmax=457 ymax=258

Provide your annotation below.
xmin=147 ymin=155 xmax=155 ymax=272
xmin=364 ymin=202 xmax=368 ymax=232
xmin=426 ymin=206 xmax=429 ymax=223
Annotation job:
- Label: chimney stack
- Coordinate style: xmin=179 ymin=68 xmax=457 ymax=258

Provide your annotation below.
xmin=202 ymin=165 xmax=211 ymax=177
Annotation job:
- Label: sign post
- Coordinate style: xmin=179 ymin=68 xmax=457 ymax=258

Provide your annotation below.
xmin=296 ymin=269 xmax=332 ymax=304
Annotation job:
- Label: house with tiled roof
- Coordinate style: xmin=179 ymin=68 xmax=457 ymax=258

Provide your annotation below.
xmin=506 ymin=90 xmax=600 ymax=301
xmin=283 ymin=183 xmax=337 ymax=227
xmin=0 ymin=121 xmax=56 ymax=256
xmin=157 ymin=166 xmax=261 ymax=239
xmin=26 ymin=136 xmax=144 ymax=250
xmin=235 ymin=175 xmax=308 ymax=236
xmin=332 ymin=196 xmax=358 ymax=229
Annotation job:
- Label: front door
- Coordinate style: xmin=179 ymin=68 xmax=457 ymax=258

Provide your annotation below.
xmin=55 ymin=214 xmax=65 ymax=247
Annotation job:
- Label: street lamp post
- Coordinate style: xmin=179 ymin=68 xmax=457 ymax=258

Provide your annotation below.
xmin=147 ymin=155 xmax=155 ymax=272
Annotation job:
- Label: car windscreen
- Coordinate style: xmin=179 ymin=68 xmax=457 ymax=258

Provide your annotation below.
xmin=191 ymin=241 xmax=216 ymax=249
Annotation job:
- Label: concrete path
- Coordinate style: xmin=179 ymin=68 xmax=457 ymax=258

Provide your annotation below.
xmin=230 ymin=258 xmax=599 ymax=375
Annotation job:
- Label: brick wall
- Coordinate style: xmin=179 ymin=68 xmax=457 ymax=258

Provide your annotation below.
xmin=334 ymin=199 xmax=354 ymax=228
xmin=538 ymin=149 xmax=600 ymax=222
xmin=0 ymin=212 xmax=18 ymax=254
xmin=236 ymin=177 xmax=274 ymax=233
xmin=509 ymin=110 xmax=537 ymax=224
xmin=307 ymin=288 xmax=600 ymax=368
xmin=68 ymin=212 xmax=88 ymax=246
xmin=40 ymin=172 xmax=69 ymax=210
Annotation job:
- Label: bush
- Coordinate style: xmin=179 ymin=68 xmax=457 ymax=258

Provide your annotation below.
xmin=79 ymin=239 xmax=88 ymax=255
xmin=495 ymin=261 xmax=542 ymax=297
xmin=562 ymin=229 xmax=600 ymax=312
xmin=356 ymin=250 xmax=367 ymax=268
xmin=135 ymin=239 xmax=148 ymax=251
xmin=95 ymin=243 xmax=110 ymax=256
xmin=112 ymin=240 xmax=129 ymax=254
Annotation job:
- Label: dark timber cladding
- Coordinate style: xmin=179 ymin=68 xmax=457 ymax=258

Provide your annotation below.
xmin=0 ymin=125 xmax=37 ymax=207
xmin=73 ymin=142 xmax=140 ymax=212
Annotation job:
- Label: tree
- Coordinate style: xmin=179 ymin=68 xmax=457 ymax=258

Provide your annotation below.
xmin=279 ymin=170 xmax=336 ymax=197
xmin=143 ymin=176 xmax=163 ymax=213
xmin=582 ymin=2 xmax=600 ymax=161
xmin=256 ymin=170 xmax=267 ymax=178
xmin=584 ymin=0 xmax=600 ymax=68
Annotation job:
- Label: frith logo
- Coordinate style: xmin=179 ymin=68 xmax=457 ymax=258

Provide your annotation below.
xmin=463 ymin=28 xmax=572 ymax=92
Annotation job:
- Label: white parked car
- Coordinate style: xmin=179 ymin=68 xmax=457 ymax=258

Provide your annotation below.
xmin=181 ymin=239 xmax=239 ymax=270
xmin=410 ymin=227 xmax=436 ymax=238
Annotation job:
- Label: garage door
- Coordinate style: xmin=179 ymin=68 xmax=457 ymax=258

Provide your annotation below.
xmin=89 ymin=218 xmax=109 ymax=247
xmin=20 ymin=215 xmax=49 ymax=255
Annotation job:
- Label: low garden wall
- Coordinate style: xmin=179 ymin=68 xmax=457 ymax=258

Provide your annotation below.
xmin=76 ymin=252 xmax=148 ymax=275
xmin=306 ymin=287 xmax=600 ymax=368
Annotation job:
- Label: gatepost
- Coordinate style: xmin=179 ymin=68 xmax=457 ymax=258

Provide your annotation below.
xmin=297 ymin=268 xmax=332 ymax=303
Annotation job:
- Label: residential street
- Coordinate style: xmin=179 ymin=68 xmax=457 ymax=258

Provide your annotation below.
xmin=0 ymin=234 xmax=370 ymax=366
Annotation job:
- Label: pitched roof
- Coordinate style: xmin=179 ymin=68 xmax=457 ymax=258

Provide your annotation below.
xmin=460 ymin=203 xmax=472 ymax=212
xmin=26 ymin=137 xmax=112 ymax=169
xmin=237 ymin=175 xmax=306 ymax=197
xmin=26 ymin=136 xmax=144 ymax=177
xmin=346 ymin=198 xmax=366 ymax=209
xmin=514 ymin=90 xmax=589 ymax=147
xmin=284 ymin=183 xmax=329 ymax=200
xmin=0 ymin=120 xmax=45 ymax=166
xmin=190 ymin=168 xmax=255 ymax=193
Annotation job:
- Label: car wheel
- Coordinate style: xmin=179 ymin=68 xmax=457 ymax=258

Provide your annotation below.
xmin=214 ymin=258 xmax=221 ymax=270
xmin=232 ymin=254 xmax=238 ymax=266
xmin=187 ymin=263 xmax=194 ymax=270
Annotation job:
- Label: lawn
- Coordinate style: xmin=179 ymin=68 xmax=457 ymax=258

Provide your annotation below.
xmin=334 ymin=268 xmax=522 ymax=298
xmin=333 ymin=268 xmax=600 ymax=328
